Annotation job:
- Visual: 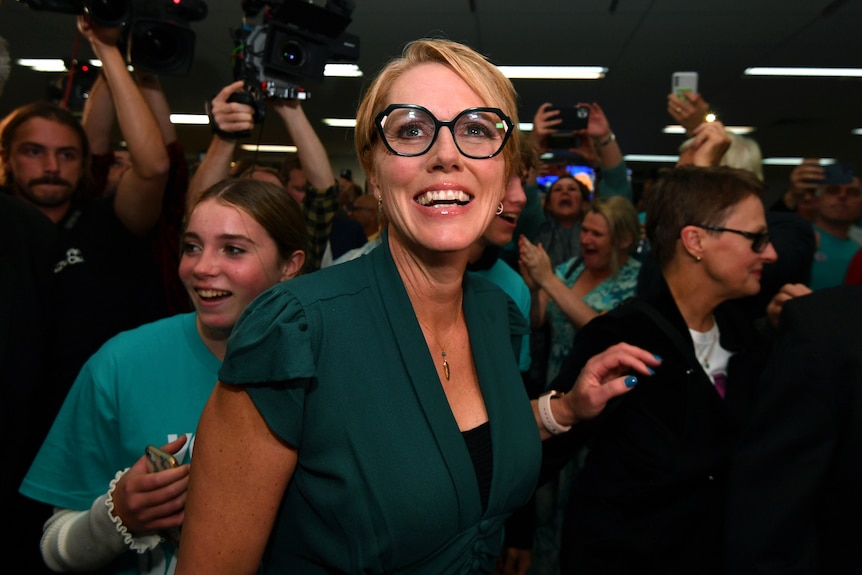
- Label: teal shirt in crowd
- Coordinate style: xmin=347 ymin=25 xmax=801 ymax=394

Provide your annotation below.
xmin=810 ymin=225 xmax=862 ymax=290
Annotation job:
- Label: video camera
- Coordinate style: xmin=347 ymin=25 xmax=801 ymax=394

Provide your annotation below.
xmin=232 ymin=0 xmax=360 ymax=115
xmin=18 ymin=0 xmax=131 ymax=27
xmin=18 ymin=0 xmax=208 ymax=76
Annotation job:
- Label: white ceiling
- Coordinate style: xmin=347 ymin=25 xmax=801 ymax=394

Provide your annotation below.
xmin=2 ymin=0 xmax=861 ymax=191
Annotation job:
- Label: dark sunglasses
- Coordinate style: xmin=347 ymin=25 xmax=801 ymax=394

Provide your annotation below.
xmin=692 ymin=224 xmax=772 ymax=253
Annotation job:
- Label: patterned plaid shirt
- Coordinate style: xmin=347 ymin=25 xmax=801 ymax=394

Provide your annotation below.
xmin=303 ymin=183 xmax=339 ymax=272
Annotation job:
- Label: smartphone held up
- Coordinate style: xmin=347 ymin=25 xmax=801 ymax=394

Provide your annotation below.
xmin=672 ymin=71 xmax=698 ymax=99
xmin=554 ymin=104 xmax=590 ymax=131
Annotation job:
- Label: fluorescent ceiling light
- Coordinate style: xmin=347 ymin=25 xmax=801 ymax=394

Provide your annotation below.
xmin=17 ymin=58 xmax=66 ymax=72
xmin=663 ymin=125 xmax=755 ymax=135
xmin=497 ymin=66 xmax=607 ymax=80
xmin=852 ymin=128 xmax=862 ymax=136
xmin=240 ymin=144 xmax=297 ymax=153
xmin=170 ymin=114 xmax=209 ymax=125
xmin=624 ymin=154 xmax=679 ymax=163
xmin=17 ymin=58 xmax=133 ymax=72
xmin=762 ymin=157 xmax=837 ymax=166
xmin=744 ymin=67 xmax=862 ymax=78
xmin=322 ymin=118 xmax=356 ymax=128
xmin=324 ymin=63 xmax=362 ymax=77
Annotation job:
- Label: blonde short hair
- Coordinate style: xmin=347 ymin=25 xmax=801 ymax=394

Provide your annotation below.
xmin=354 ymin=38 xmax=520 ymax=182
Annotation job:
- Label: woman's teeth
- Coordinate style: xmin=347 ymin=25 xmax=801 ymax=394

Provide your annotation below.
xmin=416 ymin=190 xmax=471 ymax=206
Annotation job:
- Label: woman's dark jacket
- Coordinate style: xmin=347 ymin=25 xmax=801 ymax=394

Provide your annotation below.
xmin=542 ymin=275 xmax=771 ymax=575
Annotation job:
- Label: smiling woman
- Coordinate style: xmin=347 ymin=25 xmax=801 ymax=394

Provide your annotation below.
xmin=174 ymin=38 xmax=659 ymax=575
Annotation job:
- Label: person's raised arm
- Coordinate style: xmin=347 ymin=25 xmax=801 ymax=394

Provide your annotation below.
xmin=135 ymin=72 xmax=177 ymax=146
xmin=580 ymin=102 xmax=632 ymax=200
xmin=781 ymin=158 xmax=823 ymax=212
xmin=676 ymin=120 xmax=731 ymax=168
xmin=186 ymin=80 xmax=254 ymax=213
xmin=80 ymin=72 xmax=114 ymax=156
xmin=272 ymin=99 xmax=335 ymax=191
xmin=583 ymin=102 xmax=622 ymax=172
xmin=78 ymin=15 xmax=168 ymax=237
xmin=518 ymin=235 xmax=551 ymax=328
xmin=667 ymin=91 xmax=710 ymax=136
xmin=175 ymin=383 xmax=297 ymax=575
xmin=519 ymin=235 xmax=601 ymax=330
xmin=528 ymin=102 xmax=559 ymax=154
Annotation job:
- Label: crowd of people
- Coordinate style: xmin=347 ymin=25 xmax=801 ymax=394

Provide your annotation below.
xmin=2 ymin=13 xmax=861 ymax=575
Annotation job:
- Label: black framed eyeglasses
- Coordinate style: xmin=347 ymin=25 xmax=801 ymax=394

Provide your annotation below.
xmin=374 ymin=104 xmax=514 ymax=159
xmin=692 ymin=224 xmax=772 ymax=253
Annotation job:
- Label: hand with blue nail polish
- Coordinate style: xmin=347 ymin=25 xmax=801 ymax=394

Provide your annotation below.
xmin=560 ymin=342 xmax=661 ymax=424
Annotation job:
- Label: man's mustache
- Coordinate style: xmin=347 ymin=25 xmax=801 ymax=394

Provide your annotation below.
xmin=28 ymin=176 xmax=73 ymax=187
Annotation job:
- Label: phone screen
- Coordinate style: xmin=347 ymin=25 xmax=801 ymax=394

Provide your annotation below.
xmin=672 ymin=72 xmax=698 ymax=99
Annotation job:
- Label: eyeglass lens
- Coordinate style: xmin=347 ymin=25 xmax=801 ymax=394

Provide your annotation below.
xmin=379 ymin=107 xmax=508 ymax=158
xmin=751 ymin=232 xmax=771 ymax=252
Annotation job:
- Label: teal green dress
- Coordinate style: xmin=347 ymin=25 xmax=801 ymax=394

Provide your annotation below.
xmin=219 ymin=234 xmax=541 ymax=574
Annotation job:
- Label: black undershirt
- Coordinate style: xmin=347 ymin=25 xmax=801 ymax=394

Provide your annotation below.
xmin=462 ymin=421 xmax=493 ymax=512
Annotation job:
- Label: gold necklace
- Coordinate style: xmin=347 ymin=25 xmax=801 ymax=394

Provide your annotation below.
xmin=417 ymin=302 xmax=463 ymax=381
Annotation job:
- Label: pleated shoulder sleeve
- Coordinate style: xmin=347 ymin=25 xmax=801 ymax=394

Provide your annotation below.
xmin=217 ymin=284 xmax=317 ymax=446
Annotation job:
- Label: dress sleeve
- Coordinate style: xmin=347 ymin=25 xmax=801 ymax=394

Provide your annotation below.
xmin=218 ymin=286 xmax=317 ymax=445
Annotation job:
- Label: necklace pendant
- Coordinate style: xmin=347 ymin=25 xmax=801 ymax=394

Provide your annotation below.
xmin=443 ymin=358 xmax=450 ymax=381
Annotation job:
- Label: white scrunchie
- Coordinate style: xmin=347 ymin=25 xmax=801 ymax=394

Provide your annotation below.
xmin=105 ymin=468 xmax=162 ymax=553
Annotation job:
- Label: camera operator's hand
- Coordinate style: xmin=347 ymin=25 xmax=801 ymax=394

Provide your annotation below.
xmin=667 ymin=91 xmax=710 ymax=135
xmin=209 ymin=80 xmax=256 ymax=139
xmin=77 ymin=14 xmax=121 ymax=51
xmin=676 ymin=120 xmax=730 ymax=168
xmin=529 ymin=103 xmax=561 ymax=151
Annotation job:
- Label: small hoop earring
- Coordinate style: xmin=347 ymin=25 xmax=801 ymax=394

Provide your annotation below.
xmin=496 ymin=202 xmax=504 ymax=215
xmin=377 ymin=196 xmax=383 ymax=214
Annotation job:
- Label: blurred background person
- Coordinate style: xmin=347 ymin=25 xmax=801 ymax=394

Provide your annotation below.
xmin=725 ymin=284 xmax=862 ymax=575
xmin=517 ymin=195 xmax=641 ymax=575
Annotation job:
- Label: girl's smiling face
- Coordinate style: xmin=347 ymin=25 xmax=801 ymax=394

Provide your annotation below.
xmin=179 ymin=198 xmax=291 ymax=336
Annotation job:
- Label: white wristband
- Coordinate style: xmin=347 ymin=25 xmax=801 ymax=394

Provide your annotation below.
xmin=538 ymin=390 xmax=572 ymax=435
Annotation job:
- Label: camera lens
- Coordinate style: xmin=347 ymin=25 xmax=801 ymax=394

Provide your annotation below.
xmin=141 ymin=29 xmax=180 ymax=64
xmin=281 ymin=41 xmax=306 ymax=67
